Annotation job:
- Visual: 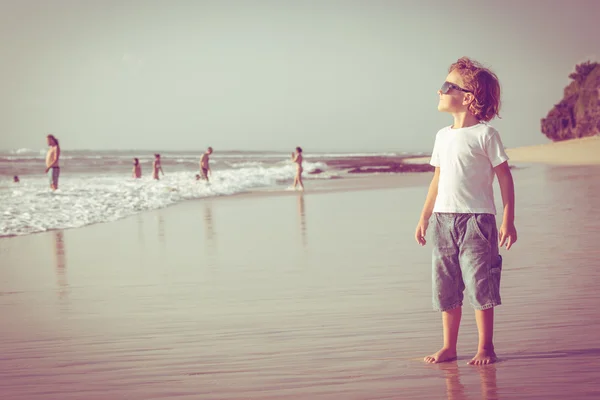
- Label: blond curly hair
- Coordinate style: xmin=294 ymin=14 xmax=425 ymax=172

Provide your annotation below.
xmin=449 ymin=57 xmax=501 ymax=122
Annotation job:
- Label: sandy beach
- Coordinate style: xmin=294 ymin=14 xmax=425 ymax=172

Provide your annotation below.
xmin=404 ymin=136 xmax=600 ymax=166
xmin=1 ymin=164 xmax=600 ymax=399
xmin=505 ymin=136 xmax=600 ymax=165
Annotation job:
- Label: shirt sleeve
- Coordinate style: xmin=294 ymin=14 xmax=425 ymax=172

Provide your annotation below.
xmin=430 ymin=135 xmax=440 ymax=167
xmin=485 ymin=130 xmax=509 ymax=167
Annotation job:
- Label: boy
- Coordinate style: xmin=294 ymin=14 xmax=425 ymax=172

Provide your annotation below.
xmin=199 ymin=147 xmax=213 ymax=181
xmin=415 ymin=57 xmax=517 ymax=366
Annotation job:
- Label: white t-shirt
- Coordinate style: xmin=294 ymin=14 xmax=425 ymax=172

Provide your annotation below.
xmin=430 ymin=123 xmax=509 ymax=215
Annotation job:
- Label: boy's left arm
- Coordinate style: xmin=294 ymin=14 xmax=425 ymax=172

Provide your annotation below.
xmin=494 ymin=161 xmax=517 ymax=250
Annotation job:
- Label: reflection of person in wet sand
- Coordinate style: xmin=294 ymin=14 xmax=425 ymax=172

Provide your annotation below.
xmin=204 ymin=202 xmax=216 ymax=243
xmin=478 ymin=364 xmax=498 ymax=399
xmin=438 ymin=363 xmax=466 ymax=400
xmin=203 ymin=202 xmax=218 ymax=267
xmin=438 ymin=362 xmax=498 ymax=400
xmin=45 ymin=134 xmax=61 ymax=190
xmin=291 ymin=147 xmax=304 ymax=191
xmin=53 ymin=230 xmax=68 ymax=298
xmin=152 ymin=154 xmax=164 ymax=180
xmin=157 ymin=214 xmax=165 ymax=243
xmin=199 ymin=147 xmax=213 ymax=182
xmin=298 ymin=194 xmax=307 ymax=247
xmin=132 ymin=158 xmax=142 ymax=178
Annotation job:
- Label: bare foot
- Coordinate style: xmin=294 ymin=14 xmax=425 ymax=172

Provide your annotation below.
xmin=468 ymin=349 xmax=497 ymax=365
xmin=424 ymin=347 xmax=457 ymax=364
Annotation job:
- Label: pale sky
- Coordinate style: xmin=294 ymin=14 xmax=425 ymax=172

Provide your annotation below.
xmin=0 ymin=0 xmax=598 ymax=152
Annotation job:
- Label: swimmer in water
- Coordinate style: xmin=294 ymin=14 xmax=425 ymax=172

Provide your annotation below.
xmin=45 ymin=134 xmax=61 ymax=191
xmin=199 ymin=147 xmax=213 ymax=182
xmin=133 ymin=158 xmax=142 ymax=179
xmin=152 ymin=154 xmax=164 ymax=180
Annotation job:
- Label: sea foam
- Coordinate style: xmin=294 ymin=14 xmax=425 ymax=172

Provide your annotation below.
xmin=0 ymin=161 xmax=326 ymax=237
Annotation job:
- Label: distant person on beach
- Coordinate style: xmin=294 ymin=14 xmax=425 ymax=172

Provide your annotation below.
xmin=415 ymin=57 xmax=517 ymax=366
xmin=291 ymin=147 xmax=304 ymax=191
xmin=132 ymin=158 xmax=142 ymax=179
xmin=13 ymin=175 xmax=20 ymax=183
xmin=45 ymin=134 xmax=61 ymax=190
xmin=152 ymin=154 xmax=164 ymax=180
xmin=199 ymin=147 xmax=213 ymax=181
xmin=195 ymin=174 xmax=201 ymax=181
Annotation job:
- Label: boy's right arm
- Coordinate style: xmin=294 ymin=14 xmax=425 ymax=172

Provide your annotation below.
xmin=415 ymin=167 xmax=440 ymax=246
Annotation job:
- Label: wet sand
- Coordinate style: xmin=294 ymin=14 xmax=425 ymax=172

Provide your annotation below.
xmin=1 ymin=166 xmax=600 ymax=399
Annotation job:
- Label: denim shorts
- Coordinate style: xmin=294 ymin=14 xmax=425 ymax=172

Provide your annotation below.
xmin=48 ymin=167 xmax=60 ymax=186
xmin=431 ymin=213 xmax=502 ymax=312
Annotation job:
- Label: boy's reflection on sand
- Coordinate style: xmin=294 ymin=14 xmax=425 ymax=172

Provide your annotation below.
xmin=438 ymin=362 xmax=499 ymax=400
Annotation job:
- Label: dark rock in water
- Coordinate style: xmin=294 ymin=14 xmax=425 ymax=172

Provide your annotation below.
xmin=541 ymin=61 xmax=600 ymax=141
xmin=316 ymin=155 xmax=437 ymax=174
xmin=348 ymin=163 xmax=434 ymax=174
xmin=309 ymin=169 xmax=324 ymax=175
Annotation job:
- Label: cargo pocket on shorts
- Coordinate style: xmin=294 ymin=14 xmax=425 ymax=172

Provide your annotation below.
xmin=489 ymin=255 xmax=503 ymax=303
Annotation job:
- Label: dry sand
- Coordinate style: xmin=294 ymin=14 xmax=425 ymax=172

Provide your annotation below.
xmin=1 ymin=166 xmax=600 ymax=399
xmin=404 ymin=135 xmax=600 ymax=166
xmin=506 ymin=135 xmax=600 ymax=165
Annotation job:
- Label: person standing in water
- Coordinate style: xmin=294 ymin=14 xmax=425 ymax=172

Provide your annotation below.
xmin=132 ymin=158 xmax=142 ymax=179
xmin=45 ymin=134 xmax=61 ymax=191
xmin=291 ymin=147 xmax=304 ymax=191
xmin=199 ymin=147 xmax=213 ymax=182
xmin=152 ymin=154 xmax=164 ymax=180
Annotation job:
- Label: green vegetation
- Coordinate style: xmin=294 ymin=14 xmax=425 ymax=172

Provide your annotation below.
xmin=541 ymin=61 xmax=600 ymax=141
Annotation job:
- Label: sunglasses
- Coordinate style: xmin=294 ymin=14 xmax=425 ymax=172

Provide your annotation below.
xmin=440 ymin=81 xmax=472 ymax=94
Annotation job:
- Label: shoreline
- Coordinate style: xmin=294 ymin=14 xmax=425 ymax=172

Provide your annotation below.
xmin=0 ymin=173 xmax=432 ymax=239
xmin=5 ymin=134 xmax=598 ymax=239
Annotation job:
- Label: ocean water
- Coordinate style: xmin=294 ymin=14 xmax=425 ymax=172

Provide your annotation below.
xmin=0 ymin=149 xmax=422 ymax=237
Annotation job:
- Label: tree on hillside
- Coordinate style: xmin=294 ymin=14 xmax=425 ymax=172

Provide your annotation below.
xmin=568 ymin=61 xmax=599 ymax=85
xmin=541 ymin=61 xmax=600 ymax=141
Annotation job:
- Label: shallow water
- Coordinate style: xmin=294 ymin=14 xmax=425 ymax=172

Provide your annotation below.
xmin=1 ymin=164 xmax=599 ymax=399
xmin=0 ymin=150 xmax=420 ymax=237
